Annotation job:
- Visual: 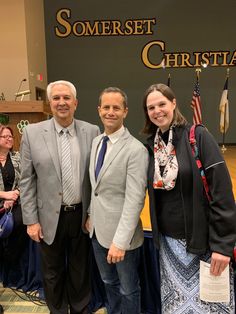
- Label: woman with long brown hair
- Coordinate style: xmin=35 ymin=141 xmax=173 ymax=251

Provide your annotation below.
xmin=142 ymin=83 xmax=236 ymax=313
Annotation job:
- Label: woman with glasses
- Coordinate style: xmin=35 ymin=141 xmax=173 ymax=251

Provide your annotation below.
xmin=0 ymin=124 xmax=28 ymax=296
xmin=0 ymin=124 xmax=20 ymax=212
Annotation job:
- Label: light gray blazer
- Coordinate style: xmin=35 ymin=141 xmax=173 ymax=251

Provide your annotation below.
xmin=89 ymin=128 xmax=148 ymax=250
xmin=20 ymin=118 xmax=100 ymax=245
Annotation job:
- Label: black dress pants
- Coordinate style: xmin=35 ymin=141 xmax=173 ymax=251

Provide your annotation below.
xmin=40 ymin=208 xmax=91 ymax=314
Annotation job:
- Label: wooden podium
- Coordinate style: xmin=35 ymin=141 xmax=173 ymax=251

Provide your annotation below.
xmin=0 ymin=101 xmax=51 ymax=150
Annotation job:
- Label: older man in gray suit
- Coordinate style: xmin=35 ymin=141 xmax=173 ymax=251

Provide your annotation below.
xmin=20 ymin=80 xmax=100 ymax=314
xmin=86 ymin=87 xmax=148 ymax=314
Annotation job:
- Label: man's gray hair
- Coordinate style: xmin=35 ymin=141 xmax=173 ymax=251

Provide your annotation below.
xmin=47 ymin=80 xmax=77 ymax=100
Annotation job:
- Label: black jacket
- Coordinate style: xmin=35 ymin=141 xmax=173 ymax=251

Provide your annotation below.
xmin=146 ymin=124 xmax=236 ymax=257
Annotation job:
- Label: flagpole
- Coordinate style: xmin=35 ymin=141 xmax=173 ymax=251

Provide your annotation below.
xmin=196 ymin=68 xmax=201 ymax=80
xmin=221 ymin=68 xmax=229 ymax=153
xmin=222 ymin=111 xmax=227 ymax=153
xmin=195 ymin=68 xmax=202 ymax=122
xmin=167 ymin=73 xmax=171 ymax=87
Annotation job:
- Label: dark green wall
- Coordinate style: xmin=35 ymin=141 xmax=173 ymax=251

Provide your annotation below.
xmin=44 ymin=0 xmax=236 ymax=144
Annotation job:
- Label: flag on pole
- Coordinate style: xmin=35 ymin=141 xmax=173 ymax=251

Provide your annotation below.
xmin=191 ymin=74 xmax=202 ymax=124
xmin=167 ymin=74 xmax=171 ymax=87
xmin=219 ymin=76 xmax=229 ymax=134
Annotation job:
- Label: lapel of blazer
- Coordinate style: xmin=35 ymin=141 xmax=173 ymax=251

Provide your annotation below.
xmin=0 ymin=165 xmax=4 ymax=191
xmin=0 ymin=152 xmax=20 ymax=191
xmin=43 ymin=119 xmax=61 ymax=182
xmin=74 ymin=119 xmax=87 ymax=182
xmin=96 ymin=129 xmax=131 ymax=185
xmin=10 ymin=152 xmax=20 ymax=189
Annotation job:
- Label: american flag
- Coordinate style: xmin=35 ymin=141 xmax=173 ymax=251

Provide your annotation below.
xmin=191 ymin=77 xmax=202 ymax=124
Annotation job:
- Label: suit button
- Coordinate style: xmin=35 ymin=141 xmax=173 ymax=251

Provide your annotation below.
xmin=95 ymin=192 xmax=98 ymax=196
xmin=59 ymin=192 xmax=62 ymax=196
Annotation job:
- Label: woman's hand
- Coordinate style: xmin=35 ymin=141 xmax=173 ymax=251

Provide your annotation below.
xmin=3 ymin=200 xmax=14 ymax=209
xmin=210 ymin=252 xmax=230 ymax=276
xmin=2 ymin=189 xmax=20 ymax=201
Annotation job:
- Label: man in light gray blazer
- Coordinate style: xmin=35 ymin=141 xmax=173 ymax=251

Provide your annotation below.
xmin=20 ymin=80 xmax=100 ymax=314
xmin=86 ymin=87 xmax=148 ymax=314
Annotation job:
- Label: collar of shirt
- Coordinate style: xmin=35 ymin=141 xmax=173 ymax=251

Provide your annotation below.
xmin=96 ymin=126 xmax=125 ymax=163
xmin=104 ymin=125 xmax=125 ymax=144
xmin=53 ymin=118 xmax=75 ymax=137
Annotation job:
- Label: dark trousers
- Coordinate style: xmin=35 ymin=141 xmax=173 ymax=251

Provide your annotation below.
xmin=40 ymin=208 xmax=91 ymax=314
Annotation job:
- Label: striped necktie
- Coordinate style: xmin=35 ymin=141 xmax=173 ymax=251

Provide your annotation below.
xmin=61 ymin=129 xmax=74 ymax=205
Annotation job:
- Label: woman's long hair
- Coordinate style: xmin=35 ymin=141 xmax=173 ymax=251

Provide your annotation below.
xmin=142 ymin=83 xmax=187 ymax=136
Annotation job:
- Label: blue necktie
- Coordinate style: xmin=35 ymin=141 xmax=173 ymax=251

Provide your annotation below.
xmin=95 ymin=136 xmax=109 ymax=180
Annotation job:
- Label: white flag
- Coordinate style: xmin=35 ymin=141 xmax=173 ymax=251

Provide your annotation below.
xmin=219 ymin=77 xmax=229 ymax=134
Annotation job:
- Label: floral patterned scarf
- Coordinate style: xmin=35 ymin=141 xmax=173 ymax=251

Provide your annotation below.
xmin=153 ymin=126 xmax=178 ymax=190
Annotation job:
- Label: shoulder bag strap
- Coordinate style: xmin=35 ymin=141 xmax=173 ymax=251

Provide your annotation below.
xmin=189 ymin=124 xmax=211 ymax=202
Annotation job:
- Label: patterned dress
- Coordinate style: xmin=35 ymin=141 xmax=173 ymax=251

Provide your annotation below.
xmin=159 ymin=235 xmax=235 ymax=314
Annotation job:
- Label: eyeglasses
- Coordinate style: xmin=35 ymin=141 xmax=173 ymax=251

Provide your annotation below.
xmin=0 ymin=135 xmax=14 ymax=139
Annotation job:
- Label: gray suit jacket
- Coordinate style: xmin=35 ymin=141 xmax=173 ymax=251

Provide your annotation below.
xmin=89 ymin=128 xmax=148 ymax=250
xmin=20 ymin=118 xmax=100 ymax=245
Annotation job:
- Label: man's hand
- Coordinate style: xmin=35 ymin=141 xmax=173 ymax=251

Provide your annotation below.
xmin=85 ymin=217 xmax=91 ymax=232
xmin=27 ymin=223 xmax=43 ymax=242
xmin=107 ymin=243 xmax=125 ymax=264
xmin=210 ymin=252 xmax=230 ymax=276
